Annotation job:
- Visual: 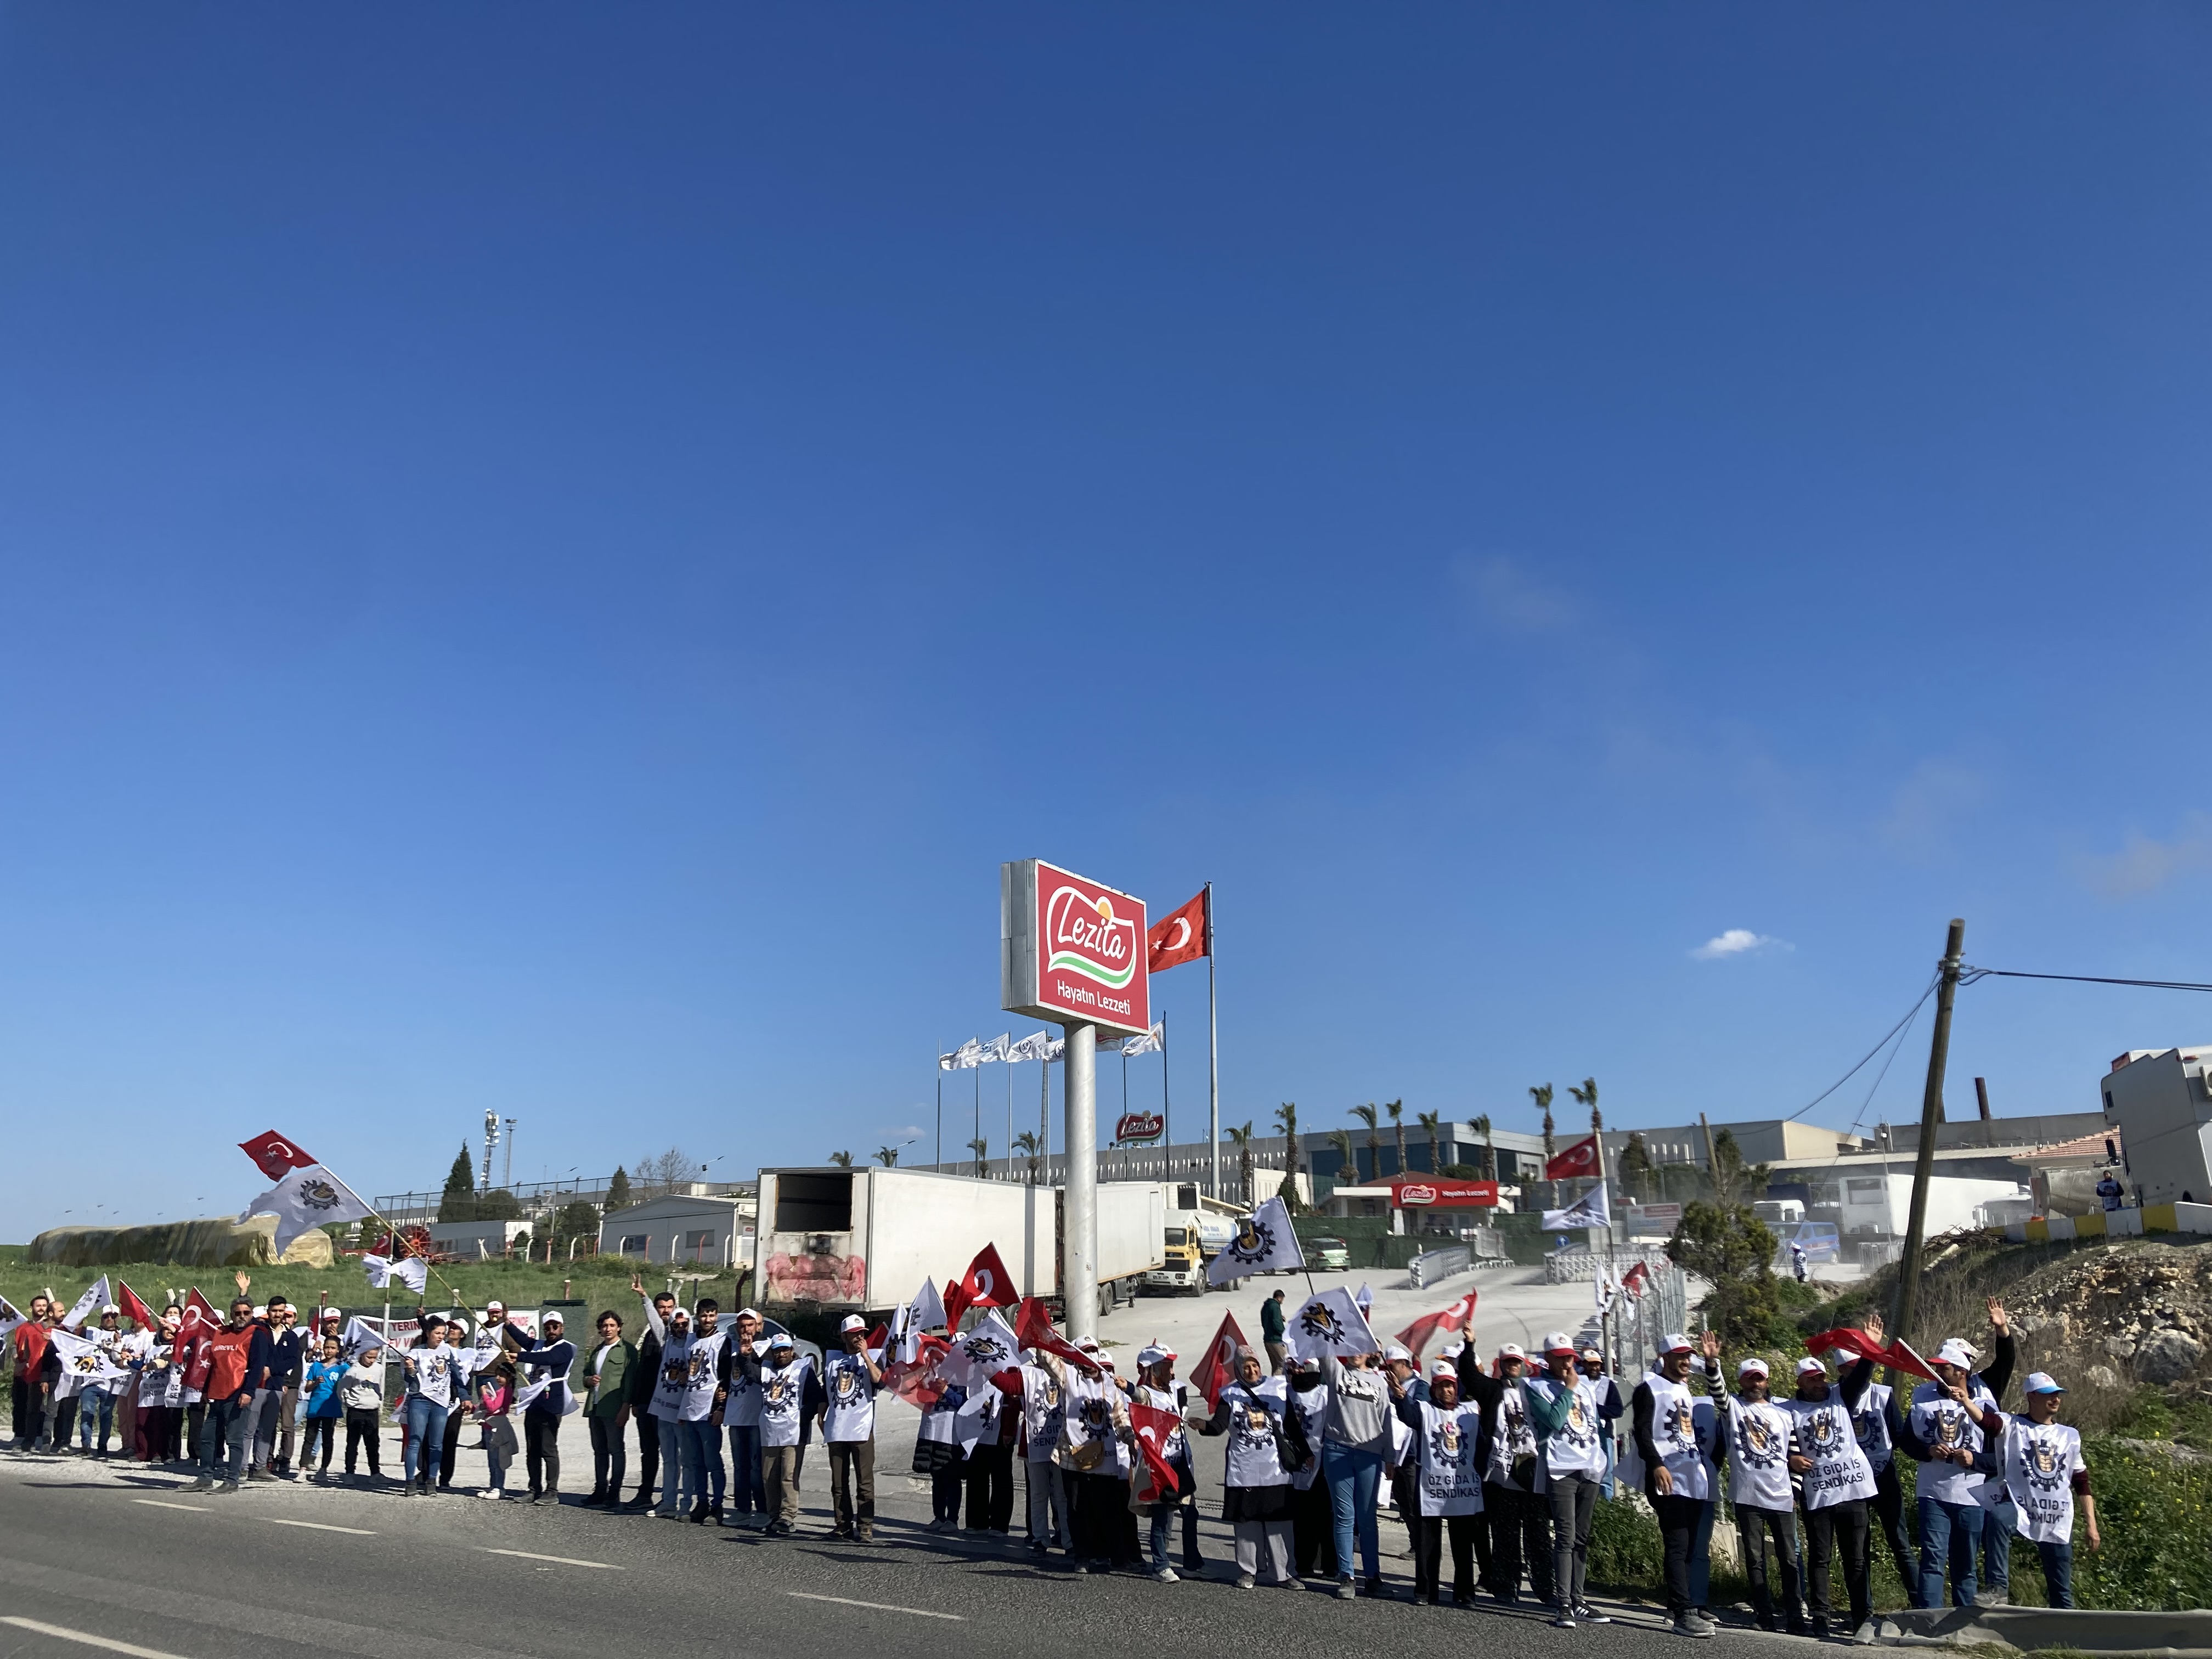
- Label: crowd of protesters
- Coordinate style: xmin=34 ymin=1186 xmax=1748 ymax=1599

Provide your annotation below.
xmin=4 ymin=1277 xmax=2100 ymax=1634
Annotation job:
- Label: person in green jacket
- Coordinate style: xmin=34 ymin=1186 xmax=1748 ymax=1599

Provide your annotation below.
xmin=1260 ymin=1291 xmax=1289 ymax=1375
xmin=579 ymin=1311 xmax=636 ymax=1507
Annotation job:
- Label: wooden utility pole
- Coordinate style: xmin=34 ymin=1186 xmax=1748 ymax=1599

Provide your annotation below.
xmin=1892 ymin=918 xmax=1966 ymax=1345
xmin=1699 ymin=1112 xmax=1718 ymax=1198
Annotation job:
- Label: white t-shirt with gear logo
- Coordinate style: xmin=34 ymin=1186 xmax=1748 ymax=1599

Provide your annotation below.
xmin=1786 ymin=1389 xmax=1876 ymax=1509
xmin=1409 ymin=1398 xmax=1485 ymax=1516
xmin=821 ymin=1351 xmax=877 ymax=1442
xmin=2001 ymin=1418 xmax=2085 ymax=1544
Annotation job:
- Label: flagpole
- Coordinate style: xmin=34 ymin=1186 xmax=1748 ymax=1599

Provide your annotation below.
xmin=935 ymin=1041 xmax=943 ymax=1170
xmin=1161 ymin=1012 xmax=1171 ymax=1179
xmin=1205 ymin=883 xmax=1220 ymax=1202
xmin=1006 ymin=1055 xmax=1013 ymax=1182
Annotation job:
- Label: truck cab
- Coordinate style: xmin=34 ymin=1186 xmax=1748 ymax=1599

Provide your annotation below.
xmin=1143 ymin=1221 xmax=1208 ymax=1295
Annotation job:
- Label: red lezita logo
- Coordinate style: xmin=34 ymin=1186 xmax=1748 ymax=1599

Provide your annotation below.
xmin=1397 ymin=1183 xmax=1438 ymax=1206
xmin=1046 ymin=884 xmax=1138 ymax=989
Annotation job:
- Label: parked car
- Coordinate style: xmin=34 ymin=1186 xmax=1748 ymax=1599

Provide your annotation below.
xmin=1308 ymin=1235 xmax=1351 ymax=1270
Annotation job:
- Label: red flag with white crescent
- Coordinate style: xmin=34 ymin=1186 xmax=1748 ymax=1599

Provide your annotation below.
xmin=116 ymin=1280 xmax=156 ymax=1329
xmin=1130 ymin=1399 xmax=1183 ymax=1502
xmin=238 ymin=1130 xmax=317 ymax=1182
xmin=1395 ymin=1289 xmax=1479 ymax=1361
xmin=1193 ymin=1308 xmax=1250 ymax=1410
xmin=1012 ymin=1297 xmax=1102 ymax=1375
xmin=1545 ymin=1135 xmax=1600 ymax=1181
xmin=1146 ymin=891 xmax=1209 ymax=975
xmin=945 ymin=1243 xmax=1018 ymax=1328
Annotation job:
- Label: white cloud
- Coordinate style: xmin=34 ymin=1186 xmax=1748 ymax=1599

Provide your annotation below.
xmin=1452 ymin=554 xmax=1575 ymax=633
xmin=2083 ymin=812 xmax=2212 ymax=899
xmin=1691 ymin=929 xmax=1790 ymax=961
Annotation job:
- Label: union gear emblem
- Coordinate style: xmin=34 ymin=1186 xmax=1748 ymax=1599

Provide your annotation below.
xmin=297 ymin=1177 xmax=342 ymax=1212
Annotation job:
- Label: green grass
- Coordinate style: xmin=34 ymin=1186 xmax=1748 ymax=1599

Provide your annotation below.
xmin=1 ymin=1254 xmax=749 ymax=1329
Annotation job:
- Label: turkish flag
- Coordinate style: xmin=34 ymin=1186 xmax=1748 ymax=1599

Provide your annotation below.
xmin=1620 ymin=1261 xmax=1650 ymax=1300
xmin=1546 ymin=1135 xmax=1600 ymax=1181
xmin=944 ymin=1243 xmax=1018 ymax=1328
xmin=116 ymin=1280 xmax=156 ymax=1329
xmin=1012 ymin=1297 xmax=1102 ymax=1374
xmin=1192 ymin=1308 xmax=1250 ymax=1410
xmin=1130 ymin=1400 xmax=1183 ymax=1502
xmin=1146 ymin=891 xmax=1209 ymax=975
xmin=239 ymin=1130 xmax=317 ymax=1182
xmin=1807 ymin=1326 xmax=1933 ymax=1381
xmin=1395 ymin=1289 xmax=1479 ymax=1361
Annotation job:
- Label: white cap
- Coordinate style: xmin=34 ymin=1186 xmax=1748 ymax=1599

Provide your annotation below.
xmin=1137 ymin=1344 xmax=1172 ymax=1368
xmin=736 ymin=1307 xmax=760 ymax=1322
xmin=1737 ymin=1357 xmax=1769 ymax=1378
xmin=839 ymin=1314 xmax=867 ymax=1334
xmin=1657 ymin=1333 xmax=1693 ymax=1356
xmin=669 ymin=1306 xmax=691 ymax=1322
xmin=1430 ymin=1358 xmax=1457 ymax=1379
xmin=2023 ymin=1371 xmax=2066 ymax=1395
xmin=1541 ymin=1331 xmax=1576 ymax=1356
xmin=766 ymin=1330 xmax=795 ymax=1350
xmin=1496 ymin=1343 xmax=1526 ymax=1362
xmin=1796 ymin=1356 xmax=1828 ymax=1376
xmin=1581 ymin=1347 xmax=1602 ymax=1363
xmin=486 ymin=1300 xmax=505 ymax=1311
xmin=100 ymin=1304 xmax=120 ymax=1316
xmin=1384 ymin=1342 xmax=1413 ymax=1363
xmin=251 ymin=1306 xmax=267 ymax=1318
xmin=1934 ymin=1338 xmax=1976 ymax=1369
xmin=541 ymin=1312 xmax=564 ymax=1326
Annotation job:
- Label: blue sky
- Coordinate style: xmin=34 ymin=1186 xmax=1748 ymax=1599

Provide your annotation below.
xmin=2 ymin=7 xmax=2207 ymax=1238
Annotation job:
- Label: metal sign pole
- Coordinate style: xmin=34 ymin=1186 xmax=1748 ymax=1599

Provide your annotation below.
xmin=1064 ymin=1022 xmax=1099 ymax=1343
xmin=1206 ymin=882 xmax=1220 ymax=1202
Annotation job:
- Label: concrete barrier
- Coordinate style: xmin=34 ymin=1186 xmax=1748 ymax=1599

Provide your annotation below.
xmin=1879 ymin=1603 xmax=2212 ymax=1656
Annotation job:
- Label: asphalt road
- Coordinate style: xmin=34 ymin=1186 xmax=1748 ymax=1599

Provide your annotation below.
xmin=0 ymin=1266 xmax=1791 ymax=1659
xmin=0 ymin=1443 xmax=1799 ymax=1659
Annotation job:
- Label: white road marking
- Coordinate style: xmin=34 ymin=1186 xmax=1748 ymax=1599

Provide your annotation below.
xmin=263 ymin=1517 xmax=377 ymax=1536
xmin=479 ymin=1548 xmax=622 ymax=1570
xmin=128 ymin=1499 xmax=210 ymax=1514
xmin=0 ymin=1615 xmax=196 ymax=1657
xmin=786 ymin=1592 xmax=965 ymax=1621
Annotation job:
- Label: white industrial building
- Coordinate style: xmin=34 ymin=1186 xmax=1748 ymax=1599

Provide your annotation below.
xmin=2102 ymin=1046 xmax=2212 ymax=1207
xmin=597 ymin=1193 xmax=755 ymax=1267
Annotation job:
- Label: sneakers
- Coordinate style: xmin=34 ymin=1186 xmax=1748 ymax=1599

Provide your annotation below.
xmin=1672 ymin=1612 xmax=1716 ymax=1639
xmin=1852 ymin=1620 xmax=1878 ymax=1646
xmin=191 ymin=1476 xmax=213 ymax=1493
xmin=215 ymin=1480 xmax=240 ymax=1496
xmin=1336 ymin=1578 xmax=1357 ymax=1601
xmin=1152 ymin=1567 xmax=1179 ymax=1584
xmin=1363 ymin=1577 xmax=1390 ymax=1599
xmin=1234 ymin=1573 xmax=1256 ymax=1590
xmin=1280 ymin=1577 xmax=1304 ymax=1593
xmin=480 ymin=1488 xmax=504 ymax=1499
xmin=1550 ymin=1612 xmax=1576 ymax=1629
xmin=1573 ymin=1602 xmax=1612 ymax=1624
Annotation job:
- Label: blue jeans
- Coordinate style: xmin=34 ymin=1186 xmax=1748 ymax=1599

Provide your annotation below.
xmin=403 ymin=1397 xmax=449 ymax=1487
xmin=1915 ymin=1494 xmax=1983 ymax=1608
xmin=200 ymin=1396 xmax=252 ymax=1481
xmin=657 ymin=1415 xmax=704 ymax=1512
xmin=680 ymin=1418 xmax=721 ymax=1507
xmin=727 ymin=1424 xmax=765 ymax=1515
xmin=1980 ymin=1496 xmax=2015 ymax=1599
xmin=77 ymin=1390 xmax=117 ymax=1450
xmin=2034 ymin=1539 xmax=2074 ymax=1609
xmin=1148 ymin=1507 xmax=1176 ymax=1572
xmin=1688 ymin=1489 xmax=1717 ymax=1608
xmin=1323 ymin=1444 xmax=1384 ymax=1581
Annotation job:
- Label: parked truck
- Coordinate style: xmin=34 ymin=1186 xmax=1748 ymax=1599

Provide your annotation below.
xmin=1143 ymin=1189 xmax=1245 ymax=1294
xmin=754 ymin=1167 xmax=1166 ymax=1319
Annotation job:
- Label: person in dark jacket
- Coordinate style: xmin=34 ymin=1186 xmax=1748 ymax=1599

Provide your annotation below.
xmin=505 ymin=1311 xmax=578 ymax=1504
xmin=623 ymin=1288 xmax=676 ymax=1507
xmin=254 ymin=1296 xmax=301 ymax=1479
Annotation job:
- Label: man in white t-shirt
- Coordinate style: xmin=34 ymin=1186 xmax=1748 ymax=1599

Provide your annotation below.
xmin=817 ymin=1314 xmax=883 ymax=1543
xmin=1991 ymin=1372 xmax=2099 ymax=1609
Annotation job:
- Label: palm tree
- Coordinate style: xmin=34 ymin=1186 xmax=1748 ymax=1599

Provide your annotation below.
xmin=828 ymin=1150 xmax=854 ymax=1168
xmin=967 ymin=1136 xmax=989 ymax=1178
xmin=1273 ymin=1102 xmax=1302 ymax=1208
xmin=1568 ymin=1076 xmax=1603 ymax=1201
xmin=872 ymin=1146 xmax=899 ymax=1167
xmin=1225 ymin=1121 xmax=1256 ymax=1204
xmin=1530 ymin=1083 xmax=1556 ymax=1204
xmin=1350 ymin=1102 xmax=1381 ymax=1182
xmin=1386 ymin=1098 xmax=1408 ymax=1180
xmin=1471 ymin=1113 xmax=1497 ymax=1182
xmin=1328 ymin=1128 xmax=1358 ymax=1197
xmin=1417 ymin=1110 xmax=1443 ymax=1176
xmin=1013 ymin=1130 xmax=1044 ymax=1185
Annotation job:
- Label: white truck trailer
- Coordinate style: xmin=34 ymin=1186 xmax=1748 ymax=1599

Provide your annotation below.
xmin=754 ymin=1167 xmax=1166 ymax=1319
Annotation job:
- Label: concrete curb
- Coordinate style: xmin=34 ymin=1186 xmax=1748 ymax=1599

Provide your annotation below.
xmin=1878 ymin=1604 xmax=2212 ymax=1656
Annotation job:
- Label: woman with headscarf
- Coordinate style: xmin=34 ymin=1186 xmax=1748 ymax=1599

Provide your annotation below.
xmin=1195 ymin=1346 xmax=1310 ymax=1590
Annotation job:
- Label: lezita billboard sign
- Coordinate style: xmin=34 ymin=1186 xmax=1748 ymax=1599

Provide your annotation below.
xmin=1001 ymin=860 xmax=1150 ymax=1037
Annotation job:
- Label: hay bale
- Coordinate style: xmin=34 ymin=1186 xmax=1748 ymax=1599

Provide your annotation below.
xmin=25 ymin=1216 xmax=335 ymax=1269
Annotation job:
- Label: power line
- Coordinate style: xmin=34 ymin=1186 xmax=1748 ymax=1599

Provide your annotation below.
xmin=1784 ymin=974 xmax=1940 ymax=1123
xmin=1960 ymin=966 xmax=2212 ymax=994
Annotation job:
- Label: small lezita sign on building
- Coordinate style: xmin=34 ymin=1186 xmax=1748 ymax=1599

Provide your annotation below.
xmin=1002 ymin=860 xmax=1150 ymax=1036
